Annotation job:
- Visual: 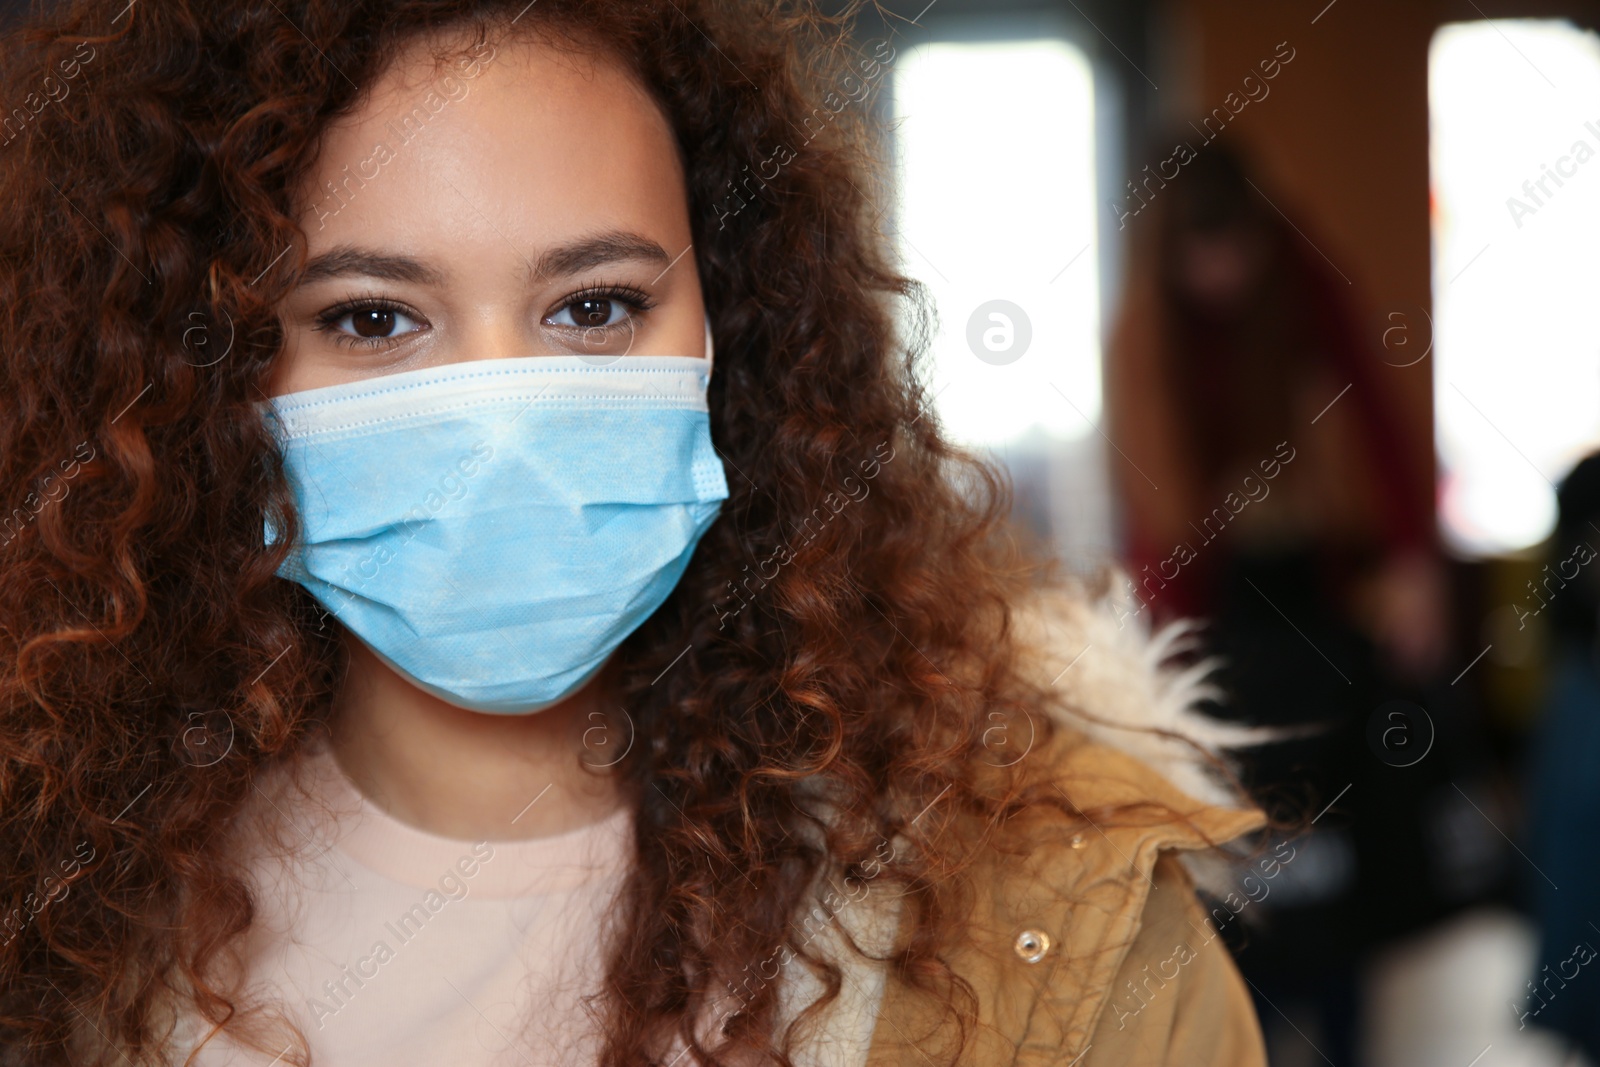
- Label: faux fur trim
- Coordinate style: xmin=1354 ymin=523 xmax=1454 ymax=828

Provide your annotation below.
xmin=1010 ymin=568 xmax=1274 ymax=814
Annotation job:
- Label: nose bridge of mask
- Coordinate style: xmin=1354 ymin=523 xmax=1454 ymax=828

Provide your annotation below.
xmin=268 ymin=320 xmax=717 ymax=440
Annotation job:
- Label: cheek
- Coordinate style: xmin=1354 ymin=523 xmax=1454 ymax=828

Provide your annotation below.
xmin=262 ymin=333 xmax=308 ymax=399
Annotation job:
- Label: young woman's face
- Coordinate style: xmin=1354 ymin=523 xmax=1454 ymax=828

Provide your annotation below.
xmin=269 ymin=32 xmax=704 ymax=396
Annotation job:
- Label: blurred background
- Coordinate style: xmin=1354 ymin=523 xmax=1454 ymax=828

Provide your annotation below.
xmin=4 ymin=0 xmax=1598 ymax=1061
xmin=833 ymin=0 xmax=1600 ymax=1064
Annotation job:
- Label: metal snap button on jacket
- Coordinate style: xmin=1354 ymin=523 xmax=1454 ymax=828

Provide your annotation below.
xmin=1013 ymin=928 xmax=1051 ymax=963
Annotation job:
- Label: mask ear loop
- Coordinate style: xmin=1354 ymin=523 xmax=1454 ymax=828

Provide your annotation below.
xmin=703 ymin=317 xmax=715 ymax=376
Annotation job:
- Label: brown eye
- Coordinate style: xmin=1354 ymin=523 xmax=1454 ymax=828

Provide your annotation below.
xmin=550 ymin=296 xmax=631 ymax=330
xmin=571 ymin=298 xmax=618 ymax=328
xmin=321 ymin=303 xmax=424 ymax=345
xmin=352 ymin=308 xmax=397 ymax=337
xmin=544 ymin=287 xmax=651 ymax=334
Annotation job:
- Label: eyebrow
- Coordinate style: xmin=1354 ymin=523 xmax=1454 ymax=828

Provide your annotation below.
xmin=296 ymin=230 xmax=673 ymax=288
xmin=533 ymin=231 xmax=671 ymax=279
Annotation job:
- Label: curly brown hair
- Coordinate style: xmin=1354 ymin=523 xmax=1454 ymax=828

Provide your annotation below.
xmin=0 ymin=1 xmax=1174 ymax=1064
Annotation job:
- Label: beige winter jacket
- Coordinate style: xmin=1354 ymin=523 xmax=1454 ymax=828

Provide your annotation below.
xmin=859 ymin=727 xmax=1268 ymax=1066
xmin=854 ymin=582 xmax=1272 ymax=1066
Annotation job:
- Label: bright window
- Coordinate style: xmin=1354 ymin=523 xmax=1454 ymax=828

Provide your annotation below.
xmin=1430 ymin=19 xmax=1600 ymax=556
xmin=892 ymin=38 xmax=1101 ymax=448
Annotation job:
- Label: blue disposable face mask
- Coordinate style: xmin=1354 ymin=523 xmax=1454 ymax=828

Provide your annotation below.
xmin=263 ymin=323 xmax=729 ymax=714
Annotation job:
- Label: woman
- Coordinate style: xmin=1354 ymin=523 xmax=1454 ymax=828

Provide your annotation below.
xmin=0 ymin=2 xmax=1268 ymax=1065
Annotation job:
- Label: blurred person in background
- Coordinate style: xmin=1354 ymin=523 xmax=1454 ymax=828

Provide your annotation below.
xmin=1523 ymin=452 xmax=1600 ymax=1064
xmin=1106 ymin=141 xmax=1484 ymax=1065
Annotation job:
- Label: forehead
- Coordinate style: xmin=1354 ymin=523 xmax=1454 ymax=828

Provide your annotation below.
xmin=299 ymin=31 xmax=689 ymax=255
